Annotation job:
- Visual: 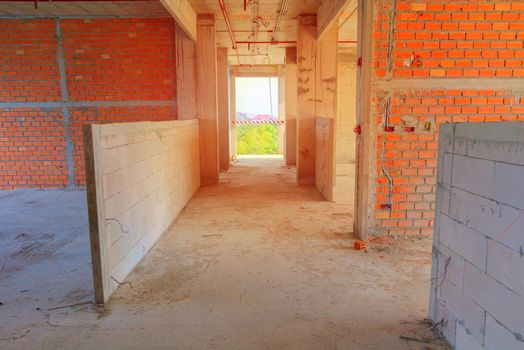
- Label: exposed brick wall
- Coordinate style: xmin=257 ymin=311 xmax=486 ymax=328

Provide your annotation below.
xmin=0 ymin=18 xmax=177 ymax=189
xmin=375 ymin=1 xmax=524 ymax=78
xmin=0 ymin=19 xmax=61 ymax=102
xmin=371 ymin=1 xmax=524 ymax=236
xmin=62 ymin=18 xmax=176 ymax=101
xmin=0 ymin=108 xmax=68 ymax=189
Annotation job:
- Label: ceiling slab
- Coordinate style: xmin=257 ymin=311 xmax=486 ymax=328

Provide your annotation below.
xmin=191 ymin=0 xmax=322 ymax=65
xmin=0 ymin=1 xmax=169 ymax=17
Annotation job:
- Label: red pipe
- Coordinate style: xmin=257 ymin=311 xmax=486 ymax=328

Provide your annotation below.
xmin=218 ymin=0 xmax=237 ymax=49
xmin=237 ymin=41 xmax=296 ymax=45
xmin=236 ymin=40 xmax=358 ymax=45
xmin=9 ymin=0 xmax=145 ymax=1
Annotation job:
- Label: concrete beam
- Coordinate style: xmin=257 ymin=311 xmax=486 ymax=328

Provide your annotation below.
xmin=159 ymin=0 xmax=197 ymax=41
xmin=317 ymin=0 xmax=354 ymax=40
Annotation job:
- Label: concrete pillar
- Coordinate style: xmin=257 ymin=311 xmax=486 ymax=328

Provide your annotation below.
xmin=296 ymin=15 xmax=317 ymax=185
xmin=285 ymin=47 xmax=297 ymax=166
xmin=196 ymin=14 xmax=219 ymax=185
xmin=354 ymin=0 xmax=373 ymax=240
xmin=333 ymin=49 xmax=357 ymax=207
xmin=176 ymin=24 xmax=197 ymax=120
xmin=229 ymin=75 xmax=236 ymax=160
xmin=314 ymin=21 xmax=338 ymax=201
xmin=217 ymin=47 xmax=230 ymax=171
xmin=278 ymin=67 xmax=285 ymax=155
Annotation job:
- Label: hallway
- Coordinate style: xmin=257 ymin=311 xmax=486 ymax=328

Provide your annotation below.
xmin=1 ymin=159 xmax=447 ymax=349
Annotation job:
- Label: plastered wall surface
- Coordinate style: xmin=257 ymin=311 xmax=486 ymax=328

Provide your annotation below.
xmin=370 ymin=1 xmax=524 ymax=236
xmin=85 ymin=120 xmax=200 ymax=303
xmin=430 ymin=122 xmax=524 ymax=350
xmin=0 ymin=18 xmax=178 ymax=189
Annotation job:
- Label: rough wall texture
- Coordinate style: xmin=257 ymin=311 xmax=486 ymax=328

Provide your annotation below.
xmin=370 ymin=1 xmax=524 ymax=235
xmin=333 ymin=50 xmax=357 ymax=206
xmin=430 ymin=122 xmax=524 ymax=350
xmin=85 ymin=120 xmax=200 ymax=303
xmin=0 ymin=18 xmax=177 ymax=189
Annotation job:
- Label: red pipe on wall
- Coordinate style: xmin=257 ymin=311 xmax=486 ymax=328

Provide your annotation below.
xmin=235 ymin=40 xmax=358 ymax=45
xmin=218 ymin=0 xmax=237 ymax=49
xmin=236 ymin=41 xmax=296 ymax=45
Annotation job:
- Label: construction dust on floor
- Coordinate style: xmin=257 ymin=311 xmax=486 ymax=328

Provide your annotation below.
xmin=0 ymin=159 xmax=449 ymax=349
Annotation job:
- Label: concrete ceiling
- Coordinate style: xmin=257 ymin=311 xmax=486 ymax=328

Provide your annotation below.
xmin=0 ymin=1 xmax=169 ymax=17
xmin=191 ymin=0 xmax=358 ymax=65
xmin=0 ymin=0 xmax=357 ymax=65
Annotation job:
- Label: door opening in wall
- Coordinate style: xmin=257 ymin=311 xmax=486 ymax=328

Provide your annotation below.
xmin=234 ymin=77 xmax=283 ymax=159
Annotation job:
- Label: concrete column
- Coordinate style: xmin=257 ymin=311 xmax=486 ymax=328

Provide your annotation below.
xmin=196 ymin=14 xmax=219 ymax=185
xmin=229 ymin=75 xmax=236 ymax=160
xmin=217 ymin=47 xmax=230 ymax=171
xmin=278 ymin=67 xmax=285 ymax=155
xmin=296 ymin=15 xmax=317 ymax=185
xmin=285 ymin=47 xmax=297 ymax=166
xmin=314 ymin=21 xmax=338 ymax=200
xmin=176 ymin=24 xmax=197 ymax=120
xmin=333 ymin=49 xmax=357 ymax=208
xmin=354 ymin=0 xmax=373 ymax=240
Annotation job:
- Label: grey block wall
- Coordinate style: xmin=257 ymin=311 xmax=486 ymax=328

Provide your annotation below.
xmin=430 ymin=122 xmax=524 ymax=350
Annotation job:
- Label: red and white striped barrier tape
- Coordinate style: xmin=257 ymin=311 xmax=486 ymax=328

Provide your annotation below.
xmin=234 ymin=120 xmax=285 ymax=125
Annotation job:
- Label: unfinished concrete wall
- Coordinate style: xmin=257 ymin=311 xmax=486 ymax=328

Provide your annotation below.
xmin=368 ymin=1 xmax=524 ymax=236
xmin=430 ymin=122 xmax=524 ymax=349
xmin=0 ymin=18 xmax=178 ymax=189
xmin=333 ymin=49 xmax=357 ymax=206
xmin=84 ymin=120 xmax=200 ymax=303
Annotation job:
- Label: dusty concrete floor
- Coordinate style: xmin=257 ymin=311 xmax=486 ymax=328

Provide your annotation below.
xmin=0 ymin=159 xmax=449 ymax=349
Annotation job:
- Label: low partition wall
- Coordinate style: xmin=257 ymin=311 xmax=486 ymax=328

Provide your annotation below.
xmin=84 ymin=120 xmax=200 ymax=303
xmin=430 ymin=122 xmax=524 ymax=349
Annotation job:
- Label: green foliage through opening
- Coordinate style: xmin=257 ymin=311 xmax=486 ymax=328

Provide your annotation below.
xmin=236 ymin=124 xmax=279 ymax=155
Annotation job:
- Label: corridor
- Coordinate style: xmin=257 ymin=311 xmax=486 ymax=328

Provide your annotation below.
xmin=1 ymin=159 xmax=447 ymax=349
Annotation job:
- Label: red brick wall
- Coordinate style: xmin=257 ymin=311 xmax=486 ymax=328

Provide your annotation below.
xmin=375 ymin=1 xmax=524 ymax=78
xmin=0 ymin=108 xmax=68 ymax=188
xmin=371 ymin=1 xmax=524 ymax=235
xmin=0 ymin=19 xmax=61 ymax=102
xmin=0 ymin=18 xmax=177 ymax=189
xmin=62 ymin=18 xmax=176 ymax=101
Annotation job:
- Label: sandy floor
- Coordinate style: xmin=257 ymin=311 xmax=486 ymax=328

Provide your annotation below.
xmin=0 ymin=159 xmax=449 ymax=349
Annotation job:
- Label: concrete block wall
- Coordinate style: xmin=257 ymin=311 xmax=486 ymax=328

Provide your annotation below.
xmin=0 ymin=18 xmax=178 ymax=189
xmin=369 ymin=1 xmax=524 ymax=236
xmin=430 ymin=122 xmax=524 ymax=350
xmin=85 ymin=119 xmax=200 ymax=303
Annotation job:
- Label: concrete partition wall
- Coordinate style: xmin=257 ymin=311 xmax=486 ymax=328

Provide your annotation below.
xmin=430 ymin=122 xmax=524 ymax=350
xmin=84 ymin=120 xmax=200 ymax=303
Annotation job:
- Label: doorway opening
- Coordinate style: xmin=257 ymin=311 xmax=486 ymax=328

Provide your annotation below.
xmin=234 ymin=77 xmax=283 ymax=159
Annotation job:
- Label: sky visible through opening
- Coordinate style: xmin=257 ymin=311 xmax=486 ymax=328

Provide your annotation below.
xmin=236 ymin=77 xmax=279 ymax=118
xmin=235 ymin=77 xmax=280 ymax=155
